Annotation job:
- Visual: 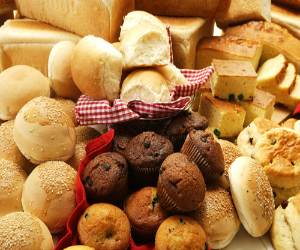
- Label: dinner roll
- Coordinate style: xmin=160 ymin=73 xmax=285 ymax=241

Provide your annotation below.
xmin=120 ymin=23 xmax=170 ymax=70
xmin=0 ymin=159 xmax=28 ymax=217
xmin=71 ymin=35 xmax=123 ymax=102
xmin=22 ymin=161 xmax=77 ymax=234
xmin=48 ymin=41 xmax=82 ymax=101
xmin=228 ymin=156 xmax=275 ymax=237
xmin=13 ymin=96 xmax=76 ymax=164
xmin=0 ymin=212 xmax=54 ymax=250
xmin=120 ymin=68 xmax=171 ymax=103
xmin=0 ymin=65 xmax=51 ymax=120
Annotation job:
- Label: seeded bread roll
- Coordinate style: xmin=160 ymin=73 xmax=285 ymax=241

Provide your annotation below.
xmin=228 ymin=156 xmax=275 ymax=237
xmin=0 ymin=212 xmax=54 ymax=250
xmin=22 ymin=161 xmax=77 ymax=234
xmin=13 ymin=96 xmax=76 ymax=164
xmin=0 ymin=159 xmax=28 ymax=217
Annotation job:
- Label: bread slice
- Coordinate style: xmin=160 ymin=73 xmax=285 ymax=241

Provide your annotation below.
xmin=196 ymin=35 xmax=263 ymax=70
xmin=257 ymin=54 xmax=288 ymax=88
xmin=225 ymin=21 xmax=300 ymax=73
xmin=286 ymin=75 xmax=300 ymax=110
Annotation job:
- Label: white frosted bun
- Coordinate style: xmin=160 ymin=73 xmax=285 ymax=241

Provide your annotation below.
xmin=119 ymin=10 xmax=166 ymax=41
xmin=0 ymin=159 xmax=28 ymax=217
xmin=71 ymin=35 xmax=123 ymax=102
xmin=120 ymin=23 xmax=170 ymax=70
xmin=228 ymin=156 xmax=275 ymax=237
xmin=0 ymin=65 xmax=51 ymax=120
xmin=48 ymin=41 xmax=82 ymax=101
xmin=13 ymin=96 xmax=76 ymax=164
xmin=120 ymin=68 xmax=171 ymax=103
xmin=0 ymin=212 xmax=54 ymax=249
xmin=22 ymin=161 xmax=77 ymax=234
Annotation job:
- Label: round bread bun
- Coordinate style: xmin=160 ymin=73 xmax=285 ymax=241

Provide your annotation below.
xmin=189 ymin=186 xmax=240 ymax=249
xmin=48 ymin=41 xmax=82 ymax=101
xmin=64 ymin=246 xmax=95 ymax=250
xmin=13 ymin=96 xmax=76 ymax=164
xmin=54 ymin=97 xmax=78 ymax=127
xmin=228 ymin=156 xmax=275 ymax=237
xmin=119 ymin=10 xmax=167 ymax=41
xmin=0 ymin=65 xmax=51 ymax=120
xmin=281 ymin=118 xmax=298 ymax=129
xmin=0 ymin=212 xmax=54 ymax=249
xmin=71 ymin=35 xmax=123 ymax=102
xmin=120 ymin=68 xmax=171 ymax=103
xmin=22 ymin=161 xmax=77 ymax=234
xmin=0 ymin=159 xmax=28 ymax=217
xmin=120 ymin=23 xmax=170 ymax=70
xmin=270 ymin=193 xmax=300 ymax=250
xmin=0 ymin=120 xmax=36 ymax=174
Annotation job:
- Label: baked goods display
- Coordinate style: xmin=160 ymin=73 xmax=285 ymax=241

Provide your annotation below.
xmin=1 ymin=1 xmax=300 ymax=249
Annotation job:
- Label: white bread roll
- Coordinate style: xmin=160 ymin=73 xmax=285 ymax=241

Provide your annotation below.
xmin=120 ymin=23 xmax=170 ymax=70
xmin=120 ymin=68 xmax=171 ymax=104
xmin=48 ymin=41 xmax=82 ymax=101
xmin=0 ymin=159 xmax=28 ymax=217
xmin=14 ymin=0 xmax=135 ymax=42
xmin=0 ymin=212 xmax=54 ymax=249
xmin=71 ymin=35 xmax=123 ymax=102
xmin=228 ymin=156 xmax=275 ymax=237
xmin=22 ymin=161 xmax=77 ymax=234
xmin=119 ymin=10 xmax=167 ymax=41
xmin=155 ymin=63 xmax=190 ymax=91
xmin=0 ymin=65 xmax=51 ymax=120
xmin=13 ymin=96 xmax=76 ymax=164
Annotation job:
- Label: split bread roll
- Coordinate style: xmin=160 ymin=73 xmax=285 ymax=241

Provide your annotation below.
xmin=71 ymin=35 xmax=123 ymax=102
xmin=13 ymin=96 xmax=76 ymax=164
xmin=228 ymin=156 xmax=275 ymax=237
xmin=120 ymin=23 xmax=170 ymax=70
xmin=14 ymin=0 xmax=135 ymax=42
xmin=120 ymin=68 xmax=172 ymax=104
xmin=48 ymin=41 xmax=82 ymax=101
xmin=0 ymin=65 xmax=51 ymax=120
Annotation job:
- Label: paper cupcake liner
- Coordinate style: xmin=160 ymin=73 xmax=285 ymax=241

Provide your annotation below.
xmin=157 ymin=176 xmax=191 ymax=214
xmin=181 ymin=139 xmax=220 ymax=182
xmin=131 ymin=165 xmax=160 ymax=187
xmin=130 ymin=224 xmax=157 ymax=244
xmin=167 ymin=133 xmax=188 ymax=152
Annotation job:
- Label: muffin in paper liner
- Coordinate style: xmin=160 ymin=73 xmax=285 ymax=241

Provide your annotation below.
xmin=130 ymin=164 xmax=161 ymax=189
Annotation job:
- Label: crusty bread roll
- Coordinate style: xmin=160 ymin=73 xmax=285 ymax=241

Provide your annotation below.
xmin=229 ymin=156 xmax=275 ymax=237
xmin=120 ymin=23 xmax=170 ymax=70
xmin=14 ymin=0 xmax=134 ymax=42
xmin=120 ymin=68 xmax=171 ymax=104
xmin=0 ymin=212 xmax=54 ymax=249
xmin=0 ymin=19 xmax=81 ymax=76
xmin=13 ymin=96 xmax=76 ymax=164
xmin=0 ymin=0 xmax=16 ymax=15
xmin=0 ymin=65 xmax=51 ymax=120
xmin=22 ymin=161 xmax=77 ymax=234
xmin=0 ymin=159 xmax=28 ymax=217
xmin=48 ymin=41 xmax=82 ymax=101
xmin=71 ymin=35 xmax=123 ymax=102
xmin=119 ymin=10 xmax=167 ymax=42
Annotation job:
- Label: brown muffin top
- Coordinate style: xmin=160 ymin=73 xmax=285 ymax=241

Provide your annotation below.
xmin=158 ymin=153 xmax=205 ymax=211
xmin=111 ymin=130 xmax=134 ymax=156
xmin=165 ymin=111 xmax=209 ymax=136
xmin=188 ymin=129 xmax=225 ymax=176
xmin=124 ymin=131 xmax=174 ymax=169
xmin=81 ymin=152 xmax=128 ymax=202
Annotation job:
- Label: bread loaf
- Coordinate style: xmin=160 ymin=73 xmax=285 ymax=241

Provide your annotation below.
xmin=14 ymin=0 xmax=135 ymax=42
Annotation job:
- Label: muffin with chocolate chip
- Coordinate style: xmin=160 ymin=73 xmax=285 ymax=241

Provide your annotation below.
xmin=165 ymin=111 xmax=209 ymax=152
xmin=124 ymin=131 xmax=174 ymax=189
xmin=81 ymin=152 xmax=129 ymax=206
xmin=180 ymin=129 xmax=225 ymax=182
xmin=111 ymin=129 xmax=134 ymax=156
xmin=124 ymin=186 xmax=169 ymax=245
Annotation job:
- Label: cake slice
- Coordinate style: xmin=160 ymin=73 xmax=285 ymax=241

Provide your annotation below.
xmin=257 ymin=54 xmax=288 ymax=89
xmin=286 ymin=75 xmax=300 ymax=110
xmin=211 ymin=59 xmax=257 ymax=101
xmin=199 ymin=92 xmax=246 ymax=138
xmin=238 ymin=89 xmax=276 ymax=127
xmin=191 ymin=77 xmax=211 ymax=111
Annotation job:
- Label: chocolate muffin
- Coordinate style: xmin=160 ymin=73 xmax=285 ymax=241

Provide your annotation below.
xmin=157 ymin=153 xmax=206 ymax=214
xmin=180 ymin=129 xmax=225 ymax=182
xmin=165 ymin=111 xmax=209 ymax=152
xmin=124 ymin=131 xmax=174 ymax=188
xmin=111 ymin=130 xmax=134 ymax=156
xmin=81 ymin=152 xmax=128 ymax=206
